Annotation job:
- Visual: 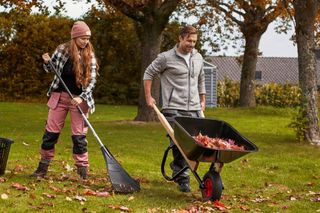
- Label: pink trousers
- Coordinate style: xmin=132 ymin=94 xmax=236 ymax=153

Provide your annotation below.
xmin=40 ymin=92 xmax=90 ymax=167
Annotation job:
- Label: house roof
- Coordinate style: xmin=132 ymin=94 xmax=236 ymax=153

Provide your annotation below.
xmin=206 ymin=56 xmax=320 ymax=85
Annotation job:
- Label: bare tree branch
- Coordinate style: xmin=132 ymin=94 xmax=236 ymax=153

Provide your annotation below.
xmin=105 ymin=0 xmax=145 ymax=22
xmin=236 ymin=0 xmax=251 ymax=13
xmin=208 ymin=0 xmax=243 ymax=26
xmin=158 ymin=0 xmax=180 ymax=18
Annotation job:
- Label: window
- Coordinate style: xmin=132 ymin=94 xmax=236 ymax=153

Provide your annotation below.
xmin=255 ymin=71 xmax=262 ymax=81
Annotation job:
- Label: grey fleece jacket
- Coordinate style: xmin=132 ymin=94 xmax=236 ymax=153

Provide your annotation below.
xmin=143 ymin=45 xmax=206 ymax=111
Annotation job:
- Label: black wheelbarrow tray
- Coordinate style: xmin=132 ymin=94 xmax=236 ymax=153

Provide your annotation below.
xmin=160 ymin=116 xmax=258 ymax=201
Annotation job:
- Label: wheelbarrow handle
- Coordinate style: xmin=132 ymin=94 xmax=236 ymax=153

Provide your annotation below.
xmin=152 ymin=104 xmax=199 ymax=172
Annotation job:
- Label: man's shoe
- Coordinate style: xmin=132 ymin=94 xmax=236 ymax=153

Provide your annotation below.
xmin=31 ymin=162 xmax=49 ymax=178
xmin=179 ymin=183 xmax=190 ymax=192
xmin=77 ymin=166 xmax=88 ymax=179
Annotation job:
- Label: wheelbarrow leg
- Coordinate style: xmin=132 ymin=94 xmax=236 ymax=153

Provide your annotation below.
xmin=161 ymin=145 xmax=189 ymax=181
xmin=210 ymin=162 xmax=224 ymax=190
xmin=161 ymin=145 xmax=208 ymax=193
xmin=210 ymin=162 xmax=224 ymax=173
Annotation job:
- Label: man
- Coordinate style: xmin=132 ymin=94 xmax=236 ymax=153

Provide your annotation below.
xmin=143 ymin=25 xmax=206 ymax=192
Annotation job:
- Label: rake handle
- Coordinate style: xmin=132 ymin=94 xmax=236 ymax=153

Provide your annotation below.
xmin=47 ymin=61 xmax=139 ymax=194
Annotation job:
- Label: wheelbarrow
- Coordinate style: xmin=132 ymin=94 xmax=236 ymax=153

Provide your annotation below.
xmin=153 ymin=105 xmax=258 ymax=201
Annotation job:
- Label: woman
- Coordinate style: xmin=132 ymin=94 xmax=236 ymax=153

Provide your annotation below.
xmin=31 ymin=21 xmax=98 ymax=179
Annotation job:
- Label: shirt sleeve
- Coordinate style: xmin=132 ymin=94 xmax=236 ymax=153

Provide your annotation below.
xmin=143 ymin=53 xmax=166 ymax=80
xmin=43 ymin=45 xmax=64 ymax=73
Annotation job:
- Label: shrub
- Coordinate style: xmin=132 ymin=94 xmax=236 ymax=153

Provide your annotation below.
xmin=255 ymin=82 xmax=301 ymax=107
xmin=217 ymin=77 xmax=240 ymax=107
xmin=217 ymin=78 xmax=301 ymax=107
xmin=288 ymin=107 xmax=308 ymax=142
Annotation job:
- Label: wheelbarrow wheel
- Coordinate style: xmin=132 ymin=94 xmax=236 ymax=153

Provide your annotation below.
xmin=201 ymin=171 xmax=222 ymax=201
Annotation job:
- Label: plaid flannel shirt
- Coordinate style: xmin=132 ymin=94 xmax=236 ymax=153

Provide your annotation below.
xmin=43 ymin=42 xmax=98 ymax=113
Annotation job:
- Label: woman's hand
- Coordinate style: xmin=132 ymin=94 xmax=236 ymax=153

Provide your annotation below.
xmin=42 ymin=53 xmax=50 ymax=64
xmin=71 ymin=97 xmax=83 ymax=106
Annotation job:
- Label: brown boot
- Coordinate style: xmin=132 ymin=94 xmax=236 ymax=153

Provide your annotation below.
xmin=31 ymin=162 xmax=49 ymax=177
xmin=77 ymin=166 xmax=88 ymax=179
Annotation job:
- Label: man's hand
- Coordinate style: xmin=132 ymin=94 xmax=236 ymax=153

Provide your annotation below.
xmin=201 ymin=101 xmax=206 ymax=112
xmin=146 ymin=96 xmax=156 ymax=107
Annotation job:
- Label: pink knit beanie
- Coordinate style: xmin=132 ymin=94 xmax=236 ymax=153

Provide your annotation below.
xmin=71 ymin=21 xmax=91 ymax=39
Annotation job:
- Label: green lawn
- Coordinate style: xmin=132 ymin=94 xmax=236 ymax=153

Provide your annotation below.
xmin=0 ymin=102 xmax=319 ymax=212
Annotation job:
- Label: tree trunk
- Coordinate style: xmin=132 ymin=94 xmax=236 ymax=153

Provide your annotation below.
xmin=294 ymin=0 xmax=320 ymax=145
xmin=134 ymin=23 xmax=162 ymax=121
xmin=105 ymin=0 xmax=181 ymax=122
xmin=239 ymin=33 xmax=262 ymax=107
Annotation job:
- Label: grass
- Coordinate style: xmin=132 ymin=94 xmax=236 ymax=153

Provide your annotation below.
xmin=0 ymin=102 xmax=319 ymax=212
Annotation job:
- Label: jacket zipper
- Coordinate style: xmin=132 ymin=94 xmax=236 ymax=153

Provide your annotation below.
xmin=187 ymin=57 xmax=192 ymax=111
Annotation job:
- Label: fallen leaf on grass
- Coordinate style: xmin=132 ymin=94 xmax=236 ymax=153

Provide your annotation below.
xmin=251 ymin=196 xmax=270 ymax=203
xmin=147 ymin=208 xmax=161 ymax=213
xmin=64 ymin=164 xmax=73 ymax=172
xmin=49 ymin=185 xmax=62 ymax=193
xmin=289 ymin=194 xmax=304 ymax=201
xmin=239 ymin=205 xmax=250 ymax=211
xmin=82 ymin=207 xmax=90 ymax=213
xmin=212 ymin=200 xmax=226 ymax=211
xmin=108 ymin=204 xmax=131 ymax=212
xmin=29 ymin=193 xmax=36 ymax=200
xmin=28 ymin=204 xmax=44 ymax=210
xmin=74 ymin=195 xmax=87 ymax=202
xmin=1 ymin=193 xmax=8 ymax=200
xmin=96 ymin=191 xmax=110 ymax=197
xmin=42 ymin=193 xmax=56 ymax=199
xmin=306 ymin=182 xmax=316 ymax=187
xmin=0 ymin=177 xmax=6 ymax=183
xmin=11 ymin=164 xmax=24 ymax=174
xmin=173 ymin=210 xmax=189 ymax=213
xmin=83 ymin=189 xmax=96 ymax=196
xmin=312 ymin=197 xmax=320 ymax=202
xmin=306 ymin=191 xmax=318 ymax=196
xmin=241 ymin=158 xmax=249 ymax=165
xmin=312 ymin=174 xmax=320 ymax=179
xmin=22 ymin=142 xmax=30 ymax=146
xmin=128 ymin=196 xmax=134 ymax=201
xmin=265 ymin=183 xmax=290 ymax=192
xmin=82 ymin=189 xmax=110 ymax=197
xmin=174 ymin=202 xmax=221 ymax=212
xmin=289 ymin=196 xmax=297 ymax=201
xmin=11 ymin=183 xmax=29 ymax=191
xmin=42 ymin=202 xmax=54 ymax=207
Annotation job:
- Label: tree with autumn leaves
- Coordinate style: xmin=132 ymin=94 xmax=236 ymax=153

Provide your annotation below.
xmin=206 ymin=0 xmax=288 ymax=107
xmin=183 ymin=0 xmax=320 ymax=145
xmin=74 ymin=0 xmax=320 ymax=145
xmin=99 ymin=0 xmax=183 ymax=121
xmin=104 ymin=0 xmax=320 ymax=145
xmin=1 ymin=0 xmax=320 ymax=145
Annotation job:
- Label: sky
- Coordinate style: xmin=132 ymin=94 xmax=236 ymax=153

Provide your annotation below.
xmin=260 ymin=24 xmax=297 ymax=57
xmin=53 ymin=1 xmax=299 ymax=58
